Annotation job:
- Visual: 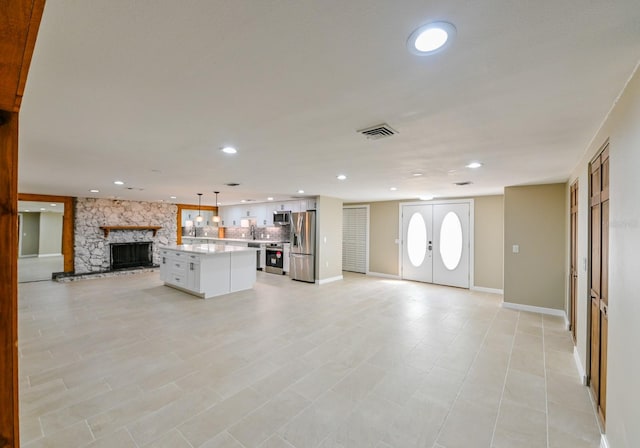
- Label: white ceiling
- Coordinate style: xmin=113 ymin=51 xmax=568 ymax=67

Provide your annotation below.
xmin=18 ymin=0 xmax=640 ymax=206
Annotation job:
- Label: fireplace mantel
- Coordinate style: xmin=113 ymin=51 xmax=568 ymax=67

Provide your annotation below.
xmin=99 ymin=225 xmax=162 ymax=237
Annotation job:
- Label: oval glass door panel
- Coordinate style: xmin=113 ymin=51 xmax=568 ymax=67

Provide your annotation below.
xmin=407 ymin=212 xmax=427 ymax=267
xmin=440 ymin=211 xmax=463 ymax=270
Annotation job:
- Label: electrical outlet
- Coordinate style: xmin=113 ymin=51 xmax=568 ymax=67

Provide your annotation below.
xmin=512 ymin=244 xmax=519 ymax=254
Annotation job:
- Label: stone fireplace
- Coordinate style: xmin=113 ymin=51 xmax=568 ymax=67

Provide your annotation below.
xmin=74 ymin=198 xmax=177 ymax=274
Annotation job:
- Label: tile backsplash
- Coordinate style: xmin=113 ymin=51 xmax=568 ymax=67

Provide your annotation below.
xmin=224 ymin=225 xmax=290 ymax=241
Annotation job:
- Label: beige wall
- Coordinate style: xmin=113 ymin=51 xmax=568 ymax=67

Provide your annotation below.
xmin=39 ymin=212 xmax=63 ymax=255
xmin=474 ymin=195 xmax=504 ymax=290
xmin=20 ymin=212 xmax=40 ymax=256
xmin=503 ymin=184 xmax=566 ymax=310
xmin=347 ymin=197 xmax=504 ymax=288
xmin=568 ymin=65 xmax=640 ymax=448
xmin=317 ymin=196 xmax=343 ymax=281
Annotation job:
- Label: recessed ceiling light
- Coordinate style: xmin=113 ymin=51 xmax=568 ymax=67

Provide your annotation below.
xmin=267 ymin=197 xmax=274 ymax=201
xmin=90 ymin=189 xmax=99 ymax=193
xmin=298 ymin=189 xmax=305 ymax=194
xmin=24 ymin=209 xmax=30 ymax=212
xmin=337 ymin=174 xmax=347 ymax=180
xmin=114 ymin=180 xmax=124 ymax=185
xmin=419 ymin=195 xmax=434 ymax=201
xmin=170 ymin=196 xmax=177 ymax=199
xmin=412 ymin=172 xmax=424 ymax=177
xmin=40 ymin=208 xmax=46 ymax=211
xmin=466 ymin=162 xmax=483 ymax=169
xmin=50 ymin=204 xmax=56 ymax=206
xmin=390 ymin=187 xmax=397 ymax=191
xmin=241 ymin=199 xmax=246 ymax=203
xmin=221 ymin=146 xmax=237 ymax=154
xmin=407 ymin=21 xmax=456 ymax=56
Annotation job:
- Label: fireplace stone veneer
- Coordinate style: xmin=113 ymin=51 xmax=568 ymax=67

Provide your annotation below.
xmin=74 ymin=198 xmax=177 ymax=274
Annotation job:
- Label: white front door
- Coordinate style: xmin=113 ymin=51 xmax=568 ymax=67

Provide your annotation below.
xmin=433 ymin=203 xmax=470 ymax=288
xmin=401 ymin=205 xmax=433 ymax=283
xmin=402 ymin=202 xmax=470 ymax=288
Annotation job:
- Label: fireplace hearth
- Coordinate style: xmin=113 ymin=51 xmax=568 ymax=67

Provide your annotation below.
xmin=110 ymin=242 xmax=153 ymax=270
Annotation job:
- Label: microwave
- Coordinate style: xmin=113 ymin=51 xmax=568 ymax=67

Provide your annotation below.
xmin=273 ymin=211 xmax=291 ymax=225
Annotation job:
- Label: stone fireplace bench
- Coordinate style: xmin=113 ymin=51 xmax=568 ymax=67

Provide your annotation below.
xmin=159 ymin=244 xmax=257 ymax=299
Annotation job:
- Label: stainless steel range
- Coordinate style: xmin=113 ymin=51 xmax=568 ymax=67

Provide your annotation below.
xmin=265 ymin=243 xmax=284 ymax=274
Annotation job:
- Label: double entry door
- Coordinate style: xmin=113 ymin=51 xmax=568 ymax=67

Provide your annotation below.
xmin=401 ymin=202 xmax=470 ymax=288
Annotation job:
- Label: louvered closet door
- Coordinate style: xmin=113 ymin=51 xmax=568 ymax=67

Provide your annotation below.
xmin=343 ymin=207 xmax=368 ymax=273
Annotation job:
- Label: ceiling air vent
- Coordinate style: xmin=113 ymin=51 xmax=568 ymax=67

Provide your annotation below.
xmin=225 ymin=182 xmax=240 ymax=187
xmin=454 ymin=181 xmax=473 ymax=186
xmin=357 ymin=123 xmax=398 ymax=140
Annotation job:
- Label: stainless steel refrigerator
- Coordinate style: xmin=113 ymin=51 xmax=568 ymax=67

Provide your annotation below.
xmin=290 ymin=210 xmax=316 ymax=282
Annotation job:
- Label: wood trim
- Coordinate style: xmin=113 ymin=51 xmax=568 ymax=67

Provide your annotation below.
xmin=0 ymin=0 xmax=46 ymax=112
xmin=0 ymin=111 xmax=20 ymax=448
xmin=99 ymin=225 xmax=162 ymax=238
xmin=19 ymin=193 xmax=75 ymax=272
xmin=176 ymin=203 xmax=218 ymax=245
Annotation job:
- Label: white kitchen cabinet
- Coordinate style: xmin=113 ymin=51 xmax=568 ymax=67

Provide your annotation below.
xmin=186 ymin=253 xmax=201 ymax=292
xmin=283 ymin=243 xmax=290 ymax=274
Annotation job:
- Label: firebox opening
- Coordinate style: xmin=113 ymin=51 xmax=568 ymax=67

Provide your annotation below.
xmin=110 ymin=242 xmax=153 ymax=270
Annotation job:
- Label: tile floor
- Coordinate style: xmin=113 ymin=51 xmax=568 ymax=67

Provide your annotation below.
xmin=18 ymin=271 xmax=602 ymax=448
xmin=18 ymin=255 xmax=64 ymax=283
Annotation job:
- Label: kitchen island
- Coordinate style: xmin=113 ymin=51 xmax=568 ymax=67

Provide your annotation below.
xmin=159 ymin=244 xmax=257 ymax=299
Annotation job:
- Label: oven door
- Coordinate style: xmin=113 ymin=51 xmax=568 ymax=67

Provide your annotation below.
xmin=265 ymin=248 xmax=284 ymax=274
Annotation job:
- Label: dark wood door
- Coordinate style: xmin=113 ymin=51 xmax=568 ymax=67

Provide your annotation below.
xmin=589 ymin=144 xmax=609 ymax=426
xmin=570 ymin=181 xmax=578 ymax=342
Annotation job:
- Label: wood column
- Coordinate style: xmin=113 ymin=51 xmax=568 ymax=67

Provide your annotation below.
xmin=0 ymin=111 xmax=19 ymax=448
xmin=1 ymin=1 xmax=46 ymax=446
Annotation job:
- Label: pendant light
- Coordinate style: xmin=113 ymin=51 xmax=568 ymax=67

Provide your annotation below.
xmin=195 ymin=193 xmax=204 ymax=222
xmin=213 ymin=191 xmax=221 ymax=223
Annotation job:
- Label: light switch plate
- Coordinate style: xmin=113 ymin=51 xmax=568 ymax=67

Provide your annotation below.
xmin=512 ymin=244 xmax=519 ymax=254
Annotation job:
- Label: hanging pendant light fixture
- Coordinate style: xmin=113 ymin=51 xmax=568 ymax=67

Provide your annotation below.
xmin=213 ymin=191 xmax=221 ymax=223
xmin=195 ymin=193 xmax=204 ymax=222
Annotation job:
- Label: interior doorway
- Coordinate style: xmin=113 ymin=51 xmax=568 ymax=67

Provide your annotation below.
xmin=401 ymin=201 xmax=472 ymax=288
xmin=589 ymin=142 xmax=609 ymax=426
xmin=17 ymin=201 xmax=64 ymax=282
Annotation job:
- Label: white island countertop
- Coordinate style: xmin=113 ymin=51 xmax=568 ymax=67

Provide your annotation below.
xmin=180 ymin=237 xmax=289 ymax=244
xmin=164 ymin=244 xmax=257 ymax=255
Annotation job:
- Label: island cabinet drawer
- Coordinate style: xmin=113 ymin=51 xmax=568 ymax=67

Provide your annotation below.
xmin=170 ymin=259 xmax=188 ymax=273
xmin=186 ymin=253 xmax=202 ymax=263
xmin=168 ymin=272 xmax=186 ymax=286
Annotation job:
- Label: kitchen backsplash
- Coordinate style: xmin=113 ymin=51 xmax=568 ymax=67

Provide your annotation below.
xmin=224 ymin=225 xmax=290 ymax=241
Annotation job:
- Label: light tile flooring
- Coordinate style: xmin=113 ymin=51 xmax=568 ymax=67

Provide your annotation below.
xmin=18 ymin=255 xmax=64 ymax=283
xmin=18 ymin=271 xmax=602 ymax=448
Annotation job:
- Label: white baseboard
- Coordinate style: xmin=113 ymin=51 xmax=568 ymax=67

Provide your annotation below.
xmin=471 ymin=286 xmax=504 ymax=295
xmin=601 ymin=434 xmax=610 ymax=448
xmin=502 ymin=301 xmax=567 ymax=318
xmin=574 ymin=346 xmax=587 ymax=385
xmin=317 ymin=275 xmax=343 ymax=285
xmin=367 ymin=271 xmax=400 ymax=279
xmin=564 ymin=314 xmax=571 ymax=331
xmin=38 ymin=253 xmax=63 ymax=258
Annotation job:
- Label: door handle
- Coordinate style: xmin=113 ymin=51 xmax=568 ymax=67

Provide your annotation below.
xmin=428 ymin=240 xmax=432 ymax=251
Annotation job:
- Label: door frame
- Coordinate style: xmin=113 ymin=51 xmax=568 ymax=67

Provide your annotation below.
xmin=398 ymin=199 xmax=474 ymax=288
xmin=569 ymin=180 xmax=578 ymax=343
xmin=18 ymin=193 xmax=75 ymax=272
xmin=342 ymin=205 xmax=370 ymax=274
